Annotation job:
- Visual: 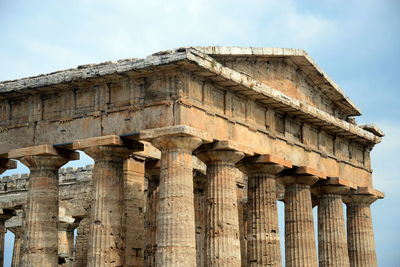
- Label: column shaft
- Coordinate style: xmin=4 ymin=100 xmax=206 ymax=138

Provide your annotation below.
xmin=21 ymin=154 xmax=72 ymax=267
xmin=197 ymin=150 xmax=244 ymax=267
xmin=284 ymin=182 xmax=318 ymax=267
xmin=144 ymin=175 xmax=158 ymax=267
xmin=11 ymin=227 xmax=23 ymax=267
xmin=247 ymin=174 xmax=281 ymax=266
xmin=152 ymin=136 xmax=202 ymax=267
xmin=124 ymin=157 xmax=145 ymax=267
xmin=346 ymin=202 xmax=377 ymax=267
xmin=73 ymin=217 xmax=90 ymax=267
xmin=85 ymin=146 xmax=133 ymax=267
xmin=318 ymin=193 xmax=350 ymax=267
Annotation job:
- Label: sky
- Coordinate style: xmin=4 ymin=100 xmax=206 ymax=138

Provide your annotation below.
xmin=1 ymin=0 xmax=399 ymax=266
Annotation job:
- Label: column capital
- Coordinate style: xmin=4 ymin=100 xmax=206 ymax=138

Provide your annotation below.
xmin=343 ymin=187 xmax=384 ymax=204
xmin=73 ymin=135 xmax=143 ymax=161
xmin=312 ymin=177 xmax=352 ymax=196
xmin=195 ymin=141 xmax=246 ymax=164
xmin=278 ymin=166 xmax=325 ymax=186
xmin=237 ymin=154 xmax=292 ymax=175
xmin=8 ymin=145 xmax=79 ymax=170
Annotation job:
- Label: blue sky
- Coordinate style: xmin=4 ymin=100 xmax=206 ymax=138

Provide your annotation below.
xmin=1 ymin=0 xmax=399 ymax=266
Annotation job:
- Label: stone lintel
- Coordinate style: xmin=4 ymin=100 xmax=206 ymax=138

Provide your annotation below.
xmin=73 ymin=135 xmax=143 ymax=151
xmin=8 ymin=145 xmax=79 ymax=160
xmin=0 ymin=159 xmax=17 ymax=174
xmin=131 ymin=141 xmax=161 ymax=160
xmin=196 ymin=140 xmax=254 ymax=156
xmin=0 ymin=208 xmax=14 ymax=221
xmin=138 ymin=125 xmax=213 ymax=143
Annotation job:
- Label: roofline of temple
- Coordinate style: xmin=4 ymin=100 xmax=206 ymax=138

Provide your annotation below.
xmin=0 ymin=47 xmax=382 ymax=144
xmin=194 ymin=46 xmax=361 ymax=117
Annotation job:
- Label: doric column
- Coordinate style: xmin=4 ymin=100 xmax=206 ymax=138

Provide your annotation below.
xmin=238 ymin=155 xmax=291 ymax=267
xmin=278 ymin=167 xmax=320 ymax=267
xmin=196 ymin=142 xmax=245 ymax=267
xmin=144 ymin=160 xmax=160 ymax=267
xmin=123 ymin=157 xmax=145 ymax=267
xmin=313 ymin=178 xmax=351 ymax=267
xmin=343 ymin=189 xmax=381 ymax=267
xmin=149 ymin=135 xmax=202 ymax=267
xmin=9 ymin=226 xmax=23 ymax=267
xmin=73 ymin=217 xmax=90 ymax=267
xmin=8 ymin=145 xmax=78 ymax=267
xmin=73 ymin=136 xmax=142 ymax=267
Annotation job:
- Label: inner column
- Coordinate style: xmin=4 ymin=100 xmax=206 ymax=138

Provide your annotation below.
xmin=278 ymin=173 xmax=319 ymax=267
xmin=196 ymin=147 xmax=244 ymax=267
xmin=83 ymin=145 xmax=134 ymax=267
xmin=238 ymin=155 xmax=288 ymax=267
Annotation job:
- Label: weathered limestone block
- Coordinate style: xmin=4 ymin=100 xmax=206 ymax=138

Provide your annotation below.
xmin=278 ymin=173 xmax=319 ymax=267
xmin=150 ymin=135 xmax=202 ymax=267
xmin=238 ymin=155 xmax=290 ymax=267
xmin=313 ymin=181 xmax=350 ymax=267
xmin=196 ymin=146 xmax=244 ymax=267
xmin=344 ymin=193 xmax=378 ymax=267
xmin=123 ymin=157 xmax=145 ymax=267
xmin=8 ymin=146 xmax=78 ymax=267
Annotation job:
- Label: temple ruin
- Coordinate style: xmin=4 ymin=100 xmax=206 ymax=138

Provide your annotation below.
xmin=0 ymin=46 xmax=384 ymax=267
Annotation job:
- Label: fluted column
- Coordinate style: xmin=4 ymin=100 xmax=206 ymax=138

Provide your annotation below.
xmin=9 ymin=226 xmax=23 ymax=267
xmin=344 ymin=194 xmax=378 ymax=267
xmin=123 ymin=157 xmax=145 ymax=267
xmin=239 ymin=156 xmax=287 ymax=267
xmin=313 ymin=182 xmax=350 ymax=267
xmin=193 ymin=173 xmax=206 ymax=267
xmin=150 ymin=135 xmax=202 ymax=267
xmin=144 ymin=160 xmax=159 ymax=267
xmin=13 ymin=147 xmax=78 ymax=267
xmin=196 ymin=148 xmax=244 ymax=267
xmin=83 ymin=146 xmax=134 ymax=267
xmin=278 ymin=174 xmax=318 ymax=267
xmin=73 ymin=217 xmax=90 ymax=267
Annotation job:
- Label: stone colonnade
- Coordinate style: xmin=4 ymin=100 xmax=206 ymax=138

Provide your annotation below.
xmin=1 ymin=128 xmax=381 ymax=267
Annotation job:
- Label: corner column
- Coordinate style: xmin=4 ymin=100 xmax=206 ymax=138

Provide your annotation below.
xmin=343 ymin=189 xmax=381 ymax=267
xmin=196 ymin=142 xmax=245 ymax=267
xmin=149 ymin=135 xmax=202 ymax=267
xmin=313 ymin=178 xmax=351 ymax=267
xmin=278 ymin=167 xmax=321 ymax=267
xmin=73 ymin=136 xmax=143 ymax=267
xmin=238 ymin=155 xmax=291 ymax=267
xmin=9 ymin=145 xmax=78 ymax=267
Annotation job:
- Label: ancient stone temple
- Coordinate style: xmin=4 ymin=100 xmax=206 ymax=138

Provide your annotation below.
xmin=0 ymin=47 xmax=384 ymax=267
